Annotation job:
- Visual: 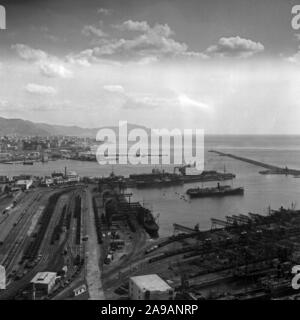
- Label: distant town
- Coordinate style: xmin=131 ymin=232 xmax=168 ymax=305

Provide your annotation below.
xmin=0 ymin=135 xmax=99 ymax=164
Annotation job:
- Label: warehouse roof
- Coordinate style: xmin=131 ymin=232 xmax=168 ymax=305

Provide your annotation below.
xmin=15 ymin=179 xmax=32 ymax=185
xmin=130 ymin=274 xmax=171 ymax=292
xmin=31 ymin=272 xmax=57 ymax=285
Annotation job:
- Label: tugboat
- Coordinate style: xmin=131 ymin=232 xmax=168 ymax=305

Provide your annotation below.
xmin=187 ymin=183 xmax=244 ymax=198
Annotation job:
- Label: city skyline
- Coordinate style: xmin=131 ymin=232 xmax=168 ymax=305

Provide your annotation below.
xmin=0 ymin=0 xmax=300 ymax=134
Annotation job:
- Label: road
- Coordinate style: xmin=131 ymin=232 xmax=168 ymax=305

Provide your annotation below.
xmin=85 ymin=187 xmax=105 ymax=300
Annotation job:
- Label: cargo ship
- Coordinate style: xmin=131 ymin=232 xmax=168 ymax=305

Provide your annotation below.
xmin=127 ymin=167 xmax=235 ymax=189
xmin=181 ymin=170 xmax=235 ymax=183
xmin=187 ymin=183 xmax=244 ymax=198
xmin=129 ymin=168 xmax=183 ymax=189
xmin=135 ymin=177 xmax=184 ymax=188
xmin=105 ymin=192 xmax=159 ymax=238
xmin=136 ymin=206 xmax=159 ymax=238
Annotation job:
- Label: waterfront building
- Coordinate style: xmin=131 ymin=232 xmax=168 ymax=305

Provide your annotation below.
xmin=129 ymin=274 xmax=174 ymax=300
xmin=31 ymin=272 xmax=57 ymax=294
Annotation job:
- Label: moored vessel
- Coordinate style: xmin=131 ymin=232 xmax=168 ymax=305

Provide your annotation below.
xmin=187 ymin=183 xmax=244 ymax=198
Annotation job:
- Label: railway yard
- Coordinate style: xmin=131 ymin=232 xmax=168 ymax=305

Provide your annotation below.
xmin=100 ymin=203 xmax=300 ymax=300
xmin=0 ymin=185 xmax=87 ymax=300
xmin=0 ymin=177 xmax=300 ymax=300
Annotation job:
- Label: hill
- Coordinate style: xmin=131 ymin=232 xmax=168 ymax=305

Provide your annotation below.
xmin=0 ymin=116 xmax=150 ymax=137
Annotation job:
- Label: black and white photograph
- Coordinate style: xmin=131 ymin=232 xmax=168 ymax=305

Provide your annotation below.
xmin=1 ymin=0 xmax=300 ymax=306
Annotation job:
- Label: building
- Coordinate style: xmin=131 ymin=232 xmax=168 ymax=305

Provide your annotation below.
xmin=0 ymin=153 xmax=11 ymax=161
xmin=42 ymin=177 xmax=54 ymax=187
xmin=129 ymin=274 xmax=174 ymax=300
xmin=73 ymin=284 xmax=87 ymax=297
xmin=15 ymin=179 xmax=33 ymax=190
xmin=0 ymin=175 xmax=8 ymax=184
xmin=0 ymin=265 xmax=5 ymax=290
xmin=31 ymin=272 xmax=57 ymax=294
xmin=51 ymin=172 xmax=64 ymax=178
xmin=67 ymin=171 xmax=80 ymax=183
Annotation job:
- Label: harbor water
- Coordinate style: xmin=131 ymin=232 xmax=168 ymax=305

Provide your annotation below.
xmin=1 ymin=135 xmax=300 ymax=237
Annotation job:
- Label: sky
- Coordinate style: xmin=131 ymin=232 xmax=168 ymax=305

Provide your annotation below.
xmin=0 ymin=0 xmax=300 ymax=134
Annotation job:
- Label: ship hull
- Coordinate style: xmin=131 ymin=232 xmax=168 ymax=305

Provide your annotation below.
xmin=144 ymin=223 xmax=159 ymax=238
xmin=182 ymin=174 xmax=235 ymax=183
xmin=135 ymin=180 xmax=183 ymax=189
xmin=128 ymin=170 xmax=235 ymax=189
xmin=187 ymin=187 xmax=244 ymax=198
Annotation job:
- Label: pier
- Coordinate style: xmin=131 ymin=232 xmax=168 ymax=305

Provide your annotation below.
xmin=173 ymin=223 xmax=198 ymax=234
xmin=209 ymin=150 xmax=300 ymax=176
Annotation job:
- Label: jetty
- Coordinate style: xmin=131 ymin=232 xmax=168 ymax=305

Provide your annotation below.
xmin=209 ymin=150 xmax=300 ymax=176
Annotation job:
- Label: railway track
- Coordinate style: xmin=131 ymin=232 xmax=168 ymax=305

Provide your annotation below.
xmin=0 ymin=190 xmax=48 ymax=268
xmin=0 ymin=187 xmax=79 ymax=299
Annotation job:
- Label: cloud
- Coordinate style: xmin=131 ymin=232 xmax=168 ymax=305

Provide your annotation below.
xmin=30 ymin=100 xmax=73 ymax=111
xmin=12 ymin=44 xmax=48 ymax=61
xmin=25 ymin=83 xmax=57 ymax=95
xmin=103 ymin=85 xmax=212 ymax=112
xmin=286 ymin=51 xmax=300 ymax=64
xmin=0 ymin=99 xmax=9 ymax=109
xmin=287 ymin=35 xmax=300 ymax=64
xmin=123 ymin=94 xmax=212 ymax=112
xmin=67 ymin=55 xmax=92 ymax=67
xmin=38 ymin=61 xmax=73 ymax=78
xmin=115 ymin=20 xmax=150 ymax=33
xmin=103 ymin=85 xmax=125 ymax=93
xmin=12 ymin=43 xmax=73 ymax=78
xmin=0 ymin=100 xmax=23 ymax=113
xmin=82 ymin=25 xmax=107 ymax=38
xmin=178 ymin=94 xmax=211 ymax=111
xmin=71 ymin=20 xmax=207 ymax=64
xmin=206 ymin=36 xmax=264 ymax=58
xmin=123 ymin=96 xmax=169 ymax=110
xmin=97 ymin=8 xmax=112 ymax=16
xmin=115 ymin=20 xmax=174 ymax=38
xmin=136 ymin=55 xmax=159 ymax=65
xmin=103 ymin=85 xmax=166 ymax=109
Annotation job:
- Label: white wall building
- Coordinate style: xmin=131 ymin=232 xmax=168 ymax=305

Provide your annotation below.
xmin=43 ymin=178 xmax=54 ymax=186
xmin=129 ymin=274 xmax=174 ymax=300
xmin=67 ymin=171 xmax=80 ymax=183
xmin=31 ymin=272 xmax=57 ymax=294
xmin=15 ymin=179 xmax=33 ymax=190
xmin=0 ymin=265 xmax=5 ymax=290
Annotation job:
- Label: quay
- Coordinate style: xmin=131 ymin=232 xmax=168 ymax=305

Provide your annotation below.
xmin=173 ymin=223 xmax=199 ymax=234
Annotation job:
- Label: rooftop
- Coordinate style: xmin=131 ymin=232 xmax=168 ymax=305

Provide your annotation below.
xmin=31 ymin=272 xmax=57 ymax=285
xmin=16 ymin=179 xmax=33 ymax=184
xmin=130 ymin=274 xmax=172 ymax=292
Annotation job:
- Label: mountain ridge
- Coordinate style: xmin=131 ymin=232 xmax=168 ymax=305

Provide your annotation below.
xmin=0 ymin=116 xmax=150 ymax=137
